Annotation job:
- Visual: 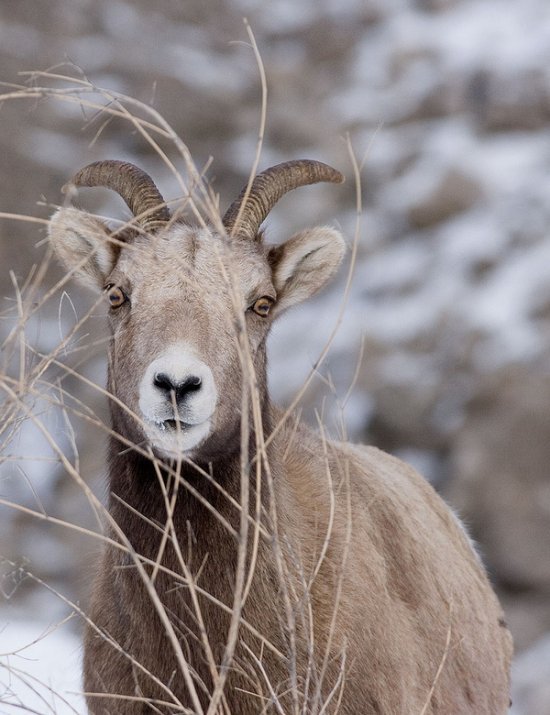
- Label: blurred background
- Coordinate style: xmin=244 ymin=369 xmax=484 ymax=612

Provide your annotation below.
xmin=1 ymin=0 xmax=550 ymax=712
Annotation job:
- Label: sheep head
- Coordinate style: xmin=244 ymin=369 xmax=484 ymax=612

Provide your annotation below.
xmin=48 ymin=159 xmax=345 ymax=459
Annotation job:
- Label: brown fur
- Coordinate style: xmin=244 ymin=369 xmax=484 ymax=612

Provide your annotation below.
xmin=49 ymin=210 xmax=513 ymax=714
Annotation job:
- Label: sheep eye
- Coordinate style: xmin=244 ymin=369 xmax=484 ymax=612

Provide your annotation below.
xmin=252 ymin=296 xmax=273 ymax=317
xmin=106 ymin=285 xmax=127 ymax=309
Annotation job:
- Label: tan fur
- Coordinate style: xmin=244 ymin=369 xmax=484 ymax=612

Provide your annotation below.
xmin=49 ymin=208 xmax=512 ymax=714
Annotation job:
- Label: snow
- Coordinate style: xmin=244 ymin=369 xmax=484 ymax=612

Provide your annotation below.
xmin=511 ymin=633 xmax=550 ymax=715
xmin=0 ymin=618 xmax=84 ymax=714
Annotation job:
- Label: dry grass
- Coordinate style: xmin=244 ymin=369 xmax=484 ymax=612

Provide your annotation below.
xmin=0 ymin=35 xmax=455 ymax=714
xmin=0 ymin=27 xmax=374 ymax=713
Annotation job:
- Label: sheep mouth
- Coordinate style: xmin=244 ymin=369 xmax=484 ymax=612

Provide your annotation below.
xmin=155 ymin=418 xmax=192 ymax=433
xmin=143 ymin=416 xmax=212 ymax=455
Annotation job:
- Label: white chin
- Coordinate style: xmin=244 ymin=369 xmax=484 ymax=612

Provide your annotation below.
xmin=144 ymin=421 xmax=211 ymax=457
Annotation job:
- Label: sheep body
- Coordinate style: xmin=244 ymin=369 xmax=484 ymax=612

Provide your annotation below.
xmin=48 ymin=160 xmax=512 ymax=714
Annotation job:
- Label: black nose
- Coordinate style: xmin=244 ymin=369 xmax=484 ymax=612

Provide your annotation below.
xmin=153 ymin=373 xmax=202 ymax=403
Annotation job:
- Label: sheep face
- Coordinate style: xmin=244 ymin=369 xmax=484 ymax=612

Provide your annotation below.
xmin=48 ymin=208 xmax=344 ymax=460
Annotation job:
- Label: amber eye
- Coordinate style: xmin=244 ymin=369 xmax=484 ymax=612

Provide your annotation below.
xmin=252 ymin=296 xmax=274 ymax=317
xmin=106 ymin=285 xmax=127 ymax=309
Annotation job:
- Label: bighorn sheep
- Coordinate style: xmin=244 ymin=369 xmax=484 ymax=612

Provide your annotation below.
xmin=49 ymin=159 xmax=512 ymax=714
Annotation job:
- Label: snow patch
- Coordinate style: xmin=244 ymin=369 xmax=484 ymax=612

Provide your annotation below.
xmin=0 ymin=618 xmax=84 ymax=714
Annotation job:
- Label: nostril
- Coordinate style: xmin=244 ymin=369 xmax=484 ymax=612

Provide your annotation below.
xmin=186 ymin=376 xmax=202 ymax=389
xmin=175 ymin=376 xmax=202 ymax=402
xmin=153 ymin=372 xmax=174 ymax=393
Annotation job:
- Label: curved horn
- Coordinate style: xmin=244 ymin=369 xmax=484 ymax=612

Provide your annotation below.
xmin=65 ymin=160 xmax=170 ymax=233
xmin=222 ymin=159 xmax=344 ymax=238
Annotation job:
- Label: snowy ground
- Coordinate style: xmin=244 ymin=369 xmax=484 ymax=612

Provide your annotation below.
xmin=0 ymin=618 xmax=83 ymax=714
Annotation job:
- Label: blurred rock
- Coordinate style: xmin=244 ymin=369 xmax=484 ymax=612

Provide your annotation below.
xmin=407 ymin=166 xmax=482 ymax=229
xmin=500 ymin=590 xmax=550 ymax=653
xmin=471 ymin=69 xmax=550 ymax=133
xmin=444 ymin=364 xmax=550 ymax=662
xmin=415 ymin=0 xmax=460 ymax=11
xmin=446 ymin=367 xmax=550 ymax=591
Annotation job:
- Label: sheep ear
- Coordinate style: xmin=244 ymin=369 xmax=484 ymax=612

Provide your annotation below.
xmin=48 ymin=208 xmax=118 ymax=291
xmin=268 ymin=227 xmax=345 ymax=316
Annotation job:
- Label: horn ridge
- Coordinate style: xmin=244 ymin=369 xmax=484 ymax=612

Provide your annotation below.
xmin=67 ymin=160 xmax=170 ymax=232
xmin=222 ymin=159 xmax=344 ymax=238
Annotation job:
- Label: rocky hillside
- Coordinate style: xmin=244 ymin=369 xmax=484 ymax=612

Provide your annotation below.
xmin=1 ymin=1 xmax=549 ymax=711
